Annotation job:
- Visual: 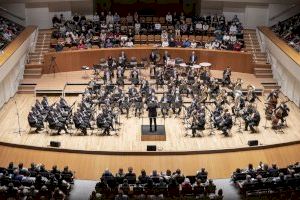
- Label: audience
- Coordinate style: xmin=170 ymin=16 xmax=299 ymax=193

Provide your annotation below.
xmin=0 ymin=16 xmax=24 ymax=50
xmin=90 ymin=167 xmax=223 ymax=199
xmin=0 ymin=162 xmax=74 ymax=199
xmin=51 ymin=12 xmax=244 ymax=52
xmin=232 ymin=161 xmax=300 ymax=198
xmin=272 ymin=13 xmax=300 ymax=52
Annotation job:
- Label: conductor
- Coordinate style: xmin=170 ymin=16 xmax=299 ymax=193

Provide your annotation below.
xmin=147 ymin=100 xmax=158 ymax=132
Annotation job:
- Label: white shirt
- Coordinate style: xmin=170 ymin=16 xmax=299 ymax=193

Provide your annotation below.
xmin=195 ymin=23 xmax=203 ymax=30
xmin=162 ymin=41 xmax=169 ymax=47
xmin=166 ymin=14 xmax=172 ymax=22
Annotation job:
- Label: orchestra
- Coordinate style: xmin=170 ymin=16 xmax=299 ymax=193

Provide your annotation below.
xmin=28 ymin=51 xmax=290 ymax=137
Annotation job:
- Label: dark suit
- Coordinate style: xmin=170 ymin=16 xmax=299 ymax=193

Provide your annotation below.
xmin=149 ymin=52 xmax=157 ymax=64
xmin=189 ymin=55 xmax=198 ymax=64
xmin=147 ymin=103 xmax=158 ymax=131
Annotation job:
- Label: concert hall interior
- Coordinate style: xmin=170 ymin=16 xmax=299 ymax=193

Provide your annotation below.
xmin=0 ymin=0 xmax=300 ymax=199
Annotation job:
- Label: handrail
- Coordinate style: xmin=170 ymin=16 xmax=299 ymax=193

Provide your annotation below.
xmin=258 ymin=26 xmax=300 ymax=67
xmin=0 ymin=6 xmax=25 ymax=21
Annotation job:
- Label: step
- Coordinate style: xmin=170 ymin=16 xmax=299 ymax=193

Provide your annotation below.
xmin=25 ymin=63 xmax=44 ymax=69
xmin=254 ymin=68 xmax=272 ymax=73
xmin=24 ymin=68 xmax=42 ymax=74
xmin=263 ymin=84 xmax=280 ymax=90
xmin=17 ymin=89 xmax=35 ymax=94
xmin=258 ymin=78 xmax=277 ymax=84
xmin=18 ymin=84 xmax=36 ymax=90
xmin=27 ymin=61 xmax=43 ymax=65
xmin=20 ymin=78 xmax=39 ymax=85
xmin=255 ymin=72 xmax=273 ymax=78
xmin=23 ymin=73 xmax=42 ymax=79
xmin=255 ymin=63 xmax=271 ymax=69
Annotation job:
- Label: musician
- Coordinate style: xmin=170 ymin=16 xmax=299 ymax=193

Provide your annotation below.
xmin=59 ymin=97 xmax=71 ymax=112
xmin=160 ymin=93 xmax=170 ymax=117
xmin=119 ymin=94 xmax=131 ymax=118
xmin=35 ymin=99 xmax=46 ymax=115
xmin=245 ymin=85 xmax=257 ymax=103
xmin=28 ymin=111 xmax=44 ymax=133
xmin=149 ymin=50 xmax=157 ymax=76
xmin=149 ymin=50 xmax=157 ymax=65
xmin=147 ymin=99 xmax=158 ymax=132
xmin=191 ymin=111 xmax=205 ymax=137
xmin=189 ymin=51 xmax=198 ymax=65
xmin=107 ymin=56 xmax=116 ymax=77
xmin=128 ymin=84 xmax=138 ymax=98
xmin=162 ymin=50 xmax=170 ymax=64
xmin=275 ymin=101 xmax=290 ymax=124
xmin=133 ymin=93 xmax=143 ymax=117
xmin=172 ymin=91 xmax=183 ymax=115
xmin=140 ymin=78 xmax=149 ymax=96
xmin=103 ymin=68 xmax=112 ymax=84
xmin=41 ymin=96 xmax=50 ymax=111
xmin=47 ymin=110 xmax=68 ymax=135
xmin=244 ymin=107 xmax=260 ymax=133
xmin=156 ymin=67 xmax=164 ymax=88
xmin=232 ymin=93 xmax=245 ymax=116
xmin=116 ymin=65 xmax=124 ymax=86
xmin=130 ymin=67 xmax=139 ymax=86
xmin=220 ymin=109 xmax=233 ymax=136
xmin=73 ymin=112 xmax=88 ymax=135
xmin=119 ymin=51 xmax=127 ymax=68
xmin=267 ymin=89 xmax=279 ymax=110
xmin=222 ymin=66 xmax=231 ymax=86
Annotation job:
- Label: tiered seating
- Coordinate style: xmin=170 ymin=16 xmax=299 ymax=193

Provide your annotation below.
xmin=232 ymin=162 xmax=300 ymax=199
xmin=0 ymin=162 xmax=74 ymax=199
xmin=0 ymin=16 xmax=24 ymax=50
xmin=89 ymin=168 xmax=224 ymax=199
xmin=271 ymin=13 xmax=300 ymax=52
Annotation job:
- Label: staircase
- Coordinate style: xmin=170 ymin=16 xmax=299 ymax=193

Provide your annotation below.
xmin=244 ymin=29 xmax=280 ymax=94
xmin=18 ymin=29 xmax=52 ymax=94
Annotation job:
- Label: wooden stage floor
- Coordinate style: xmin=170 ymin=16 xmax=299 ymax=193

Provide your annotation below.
xmin=0 ymin=70 xmax=299 ymax=153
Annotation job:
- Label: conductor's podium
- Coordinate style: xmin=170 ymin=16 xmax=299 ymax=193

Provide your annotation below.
xmin=141 ymin=125 xmax=166 ymax=141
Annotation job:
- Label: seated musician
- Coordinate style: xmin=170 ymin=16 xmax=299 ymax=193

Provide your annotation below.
xmin=41 ymin=96 xmax=50 ymax=111
xmin=107 ymin=56 xmax=116 ymax=75
xmin=133 ymin=93 xmax=143 ymax=117
xmin=128 ymin=84 xmax=137 ymax=98
xmin=119 ymin=94 xmax=130 ymax=117
xmin=189 ymin=51 xmax=198 ymax=65
xmin=73 ymin=112 xmax=88 ymax=135
xmin=35 ymin=99 xmax=46 ymax=115
xmin=172 ymin=91 xmax=183 ymax=115
xmin=47 ymin=110 xmax=68 ymax=135
xmin=160 ymin=93 xmax=170 ymax=117
xmin=116 ymin=65 xmax=124 ymax=86
xmin=103 ymin=68 xmax=112 ymax=84
xmin=220 ymin=109 xmax=233 ymax=137
xmin=130 ymin=67 xmax=139 ymax=86
xmin=245 ymin=85 xmax=257 ymax=103
xmin=244 ymin=107 xmax=260 ymax=133
xmin=267 ymin=89 xmax=279 ymax=110
xmin=191 ymin=111 xmax=205 ymax=137
xmin=28 ymin=111 xmax=44 ymax=133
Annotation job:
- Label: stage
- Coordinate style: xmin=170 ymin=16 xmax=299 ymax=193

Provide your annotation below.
xmin=1 ymin=69 xmax=300 ymax=154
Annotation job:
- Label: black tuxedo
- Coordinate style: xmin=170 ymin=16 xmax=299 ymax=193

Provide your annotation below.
xmin=149 ymin=52 xmax=157 ymax=64
xmin=147 ymin=103 xmax=158 ymax=131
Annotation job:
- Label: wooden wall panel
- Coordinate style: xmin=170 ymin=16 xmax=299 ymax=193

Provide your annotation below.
xmin=43 ymin=48 xmax=254 ymax=74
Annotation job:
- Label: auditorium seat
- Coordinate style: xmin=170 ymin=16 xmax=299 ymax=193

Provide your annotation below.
xmin=159 ymin=17 xmax=166 ymax=25
xmin=140 ymin=17 xmax=146 ymax=23
xmin=120 ymin=17 xmax=126 ymax=25
xmin=140 ymin=35 xmax=147 ymax=44
xmin=195 ymin=35 xmax=202 ymax=43
xmin=186 ymin=18 xmax=192 ymax=25
xmin=91 ymin=45 xmax=99 ymax=49
xmin=202 ymin=36 xmax=209 ymax=43
xmin=134 ymin=35 xmax=141 ymax=44
xmin=154 ymin=35 xmax=161 ymax=43
xmin=181 ymin=35 xmax=189 ymax=41
xmin=168 ymin=25 xmax=175 ymax=31
xmin=146 ymin=17 xmax=152 ymax=24
xmin=189 ymin=35 xmax=196 ymax=41
xmin=153 ymin=17 xmax=159 ymax=23
xmin=147 ymin=35 xmax=155 ymax=44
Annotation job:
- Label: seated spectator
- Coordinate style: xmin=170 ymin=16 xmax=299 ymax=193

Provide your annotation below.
xmin=101 ymin=168 xmax=114 ymax=182
xmin=205 ymin=179 xmax=216 ymax=194
xmin=166 ymin=12 xmax=172 ymax=24
xmin=161 ymin=38 xmax=169 ymax=47
xmin=126 ymin=13 xmax=133 ymax=25
xmin=93 ymin=12 xmax=99 ymax=23
xmin=124 ymin=167 xmax=136 ymax=184
xmin=191 ymin=39 xmax=197 ymax=48
xmin=113 ymin=12 xmax=120 ymax=24
xmin=169 ymin=37 xmax=176 ymax=47
xmin=180 ymin=21 xmax=188 ymax=34
xmin=138 ymin=169 xmax=149 ymax=184
xmin=181 ymin=178 xmax=193 ymax=193
xmin=161 ymin=30 xmax=168 ymax=42
xmin=106 ymin=11 xmax=114 ymax=24
xmin=182 ymin=38 xmax=191 ymax=48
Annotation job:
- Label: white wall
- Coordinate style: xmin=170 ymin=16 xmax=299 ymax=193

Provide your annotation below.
xmin=258 ymin=29 xmax=300 ymax=106
xmin=26 ymin=6 xmax=51 ymax=29
xmin=268 ymin=4 xmax=300 ymax=26
xmin=245 ymin=5 xmax=269 ymax=29
xmin=0 ymin=3 xmax=26 ymax=26
xmin=0 ymin=28 xmax=38 ymax=108
xmin=223 ymin=6 xmax=245 ymax=26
